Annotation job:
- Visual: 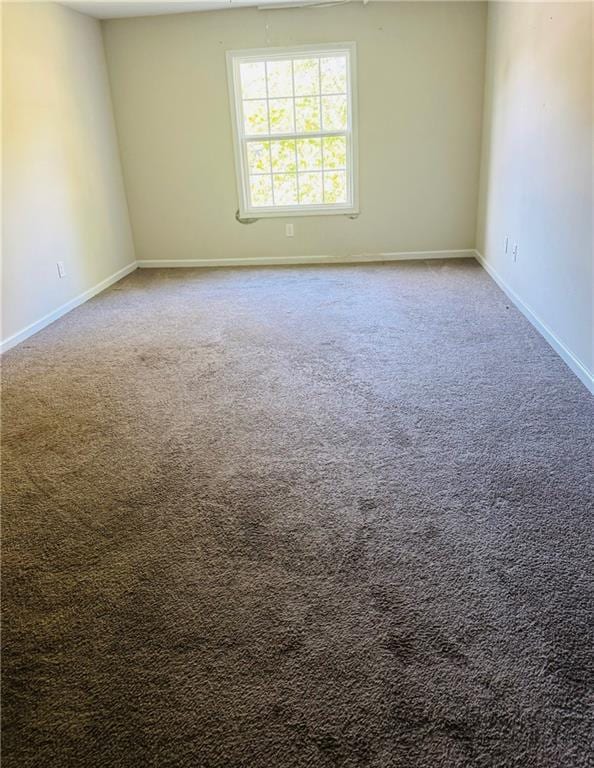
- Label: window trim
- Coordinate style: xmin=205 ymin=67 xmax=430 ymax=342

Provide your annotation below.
xmin=226 ymin=42 xmax=359 ymax=219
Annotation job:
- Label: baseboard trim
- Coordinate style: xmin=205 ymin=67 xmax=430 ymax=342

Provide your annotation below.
xmin=5 ymin=250 xmax=589 ymax=393
xmin=136 ymin=249 xmax=475 ymax=269
xmin=474 ymin=250 xmax=593 ymax=395
xmin=0 ymin=261 xmax=138 ymax=354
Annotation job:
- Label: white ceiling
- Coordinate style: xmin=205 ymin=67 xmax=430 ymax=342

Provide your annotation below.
xmin=62 ymin=0 xmax=368 ymax=19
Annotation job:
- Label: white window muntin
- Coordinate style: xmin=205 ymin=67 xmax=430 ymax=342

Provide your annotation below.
xmin=226 ymin=43 xmax=358 ymax=218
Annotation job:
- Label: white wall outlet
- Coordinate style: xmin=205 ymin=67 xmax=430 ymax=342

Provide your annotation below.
xmin=504 ymin=236 xmax=509 ymax=254
xmin=285 ymin=223 xmax=294 ymax=238
xmin=512 ymin=244 xmax=518 ymax=262
xmin=56 ymin=261 xmax=66 ymax=278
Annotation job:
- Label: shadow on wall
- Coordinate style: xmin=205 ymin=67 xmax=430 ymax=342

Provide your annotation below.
xmin=1 ymin=2 xmax=134 ymax=344
xmin=475 ymin=1 xmax=593 ymax=380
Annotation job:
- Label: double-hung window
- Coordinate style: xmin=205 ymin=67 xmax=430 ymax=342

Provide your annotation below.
xmin=226 ymin=43 xmax=358 ymax=218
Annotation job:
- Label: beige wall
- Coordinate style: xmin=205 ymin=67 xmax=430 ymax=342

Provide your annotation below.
xmin=476 ymin=2 xmax=593 ymax=381
xmin=102 ymin=2 xmax=487 ymax=263
xmin=6 ymin=1 xmax=589 ymax=385
xmin=1 ymin=1 xmax=135 ymax=347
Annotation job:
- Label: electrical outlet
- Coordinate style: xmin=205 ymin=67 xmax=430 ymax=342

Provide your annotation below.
xmin=56 ymin=261 xmax=66 ymax=278
xmin=285 ymin=223 xmax=294 ymax=238
xmin=512 ymin=244 xmax=518 ymax=263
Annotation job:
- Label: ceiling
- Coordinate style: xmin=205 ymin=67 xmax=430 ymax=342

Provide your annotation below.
xmin=62 ymin=0 xmax=371 ymax=19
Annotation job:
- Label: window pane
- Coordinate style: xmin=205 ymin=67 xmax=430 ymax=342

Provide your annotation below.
xmin=273 ymin=173 xmax=298 ymax=205
xmin=295 ymin=97 xmax=321 ymax=133
xmin=294 ymin=58 xmax=319 ymax=96
xmin=298 ymin=172 xmax=323 ymax=204
xmin=321 ymin=95 xmax=347 ymax=131
xmin=269 ymin=99 xmax=294 ymax=134
xmin=240 ymin=61 xmax=267 ymax=99
xmin=246 ymin=141 xmax=271 ymax=174
xmin=322 ymin=136 xmax=346 ymax=169
xmin=270 ymin=139 xmax=297 ymax=172
xmin=232 ymin=47 xmax=355 ymax=214
xmin=250 ymin=174 xmax=273 ymax=206
xmin=321 ymin=56 xmax=347 ymax=94
xmin=267 ymin=59 xmax=293 ymax=97
xmin=296 ymin=138 xmax=322 ymax=171
xmin=243 ymin=100 xmax=268 ymax=135
xmin=324 ymin=170 xmax=347 ymax=204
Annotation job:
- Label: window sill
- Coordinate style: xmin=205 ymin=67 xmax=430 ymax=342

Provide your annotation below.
xmin=238 ymin=205 xmax=359 ymax=220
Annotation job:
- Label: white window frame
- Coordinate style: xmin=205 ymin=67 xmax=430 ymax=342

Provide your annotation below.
xmin=226 ymin=42 xmax=359 ymax=219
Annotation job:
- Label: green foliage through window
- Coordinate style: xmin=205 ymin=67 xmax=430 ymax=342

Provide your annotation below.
xmin=232 ymin=47 xmax=355 ymax=212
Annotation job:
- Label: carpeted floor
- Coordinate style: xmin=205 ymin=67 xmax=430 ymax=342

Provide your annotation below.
xmin=2 ymin=259 xmax=593 ymax=768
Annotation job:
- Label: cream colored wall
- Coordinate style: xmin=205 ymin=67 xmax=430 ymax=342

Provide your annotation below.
xmin=476 ymin=2 xmax=593 ymax=380
xmin=2 ymin=1 xmax=135 ymax=346
xmin=102 ymin=2 xmax=487 ymax=263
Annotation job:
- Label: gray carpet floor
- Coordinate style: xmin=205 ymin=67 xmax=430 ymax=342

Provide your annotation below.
xmin=2 ymin=259 xmax=593 ymax=768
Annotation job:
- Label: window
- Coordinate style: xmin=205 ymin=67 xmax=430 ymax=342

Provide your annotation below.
xmin=226 ymin=43 xmax=358 ymax=218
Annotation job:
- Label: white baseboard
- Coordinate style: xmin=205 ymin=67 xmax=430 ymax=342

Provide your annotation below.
xmin=4 ymin=251 xmax=591 ymax=395
xmin=136 ymin=249 xmax=475 ymax=269
xmin=0 ymin=261 xmax=137 ymax=354
xmin=474 ymin=250 xmax=593 ymax=395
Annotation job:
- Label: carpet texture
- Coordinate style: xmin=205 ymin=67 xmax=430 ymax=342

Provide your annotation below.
xmin=2 ymin=260 xmax=593 ymax=768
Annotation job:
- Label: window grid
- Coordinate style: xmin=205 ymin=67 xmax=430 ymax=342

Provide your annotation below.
xmin=228 ymin=44 xmax=357 ymax=217
xmin=320 ymin=51 xmax=326 ymax=204
xmin=241 ymin=92 xmax=346 ymax=102
xmin=241 ymin=58 xmax=347 ymax=206
xmin=241 ymin=100 xmax=348 ymax=138
xmin=242 ymin=67 xmax=347 ymax=207
xmin=263 ymin=61 xmax=275 ymax=206
xmin=318 ymin=58 xmax=326 ymax=205
xmin=291 ymin=60 xmax=300 ymax=207
xmin=247 ymin=167 xmax=347 ymax=177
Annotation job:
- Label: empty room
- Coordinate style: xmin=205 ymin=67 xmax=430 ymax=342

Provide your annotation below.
xmin=1 ymin=0 xmax=592 ymax=765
